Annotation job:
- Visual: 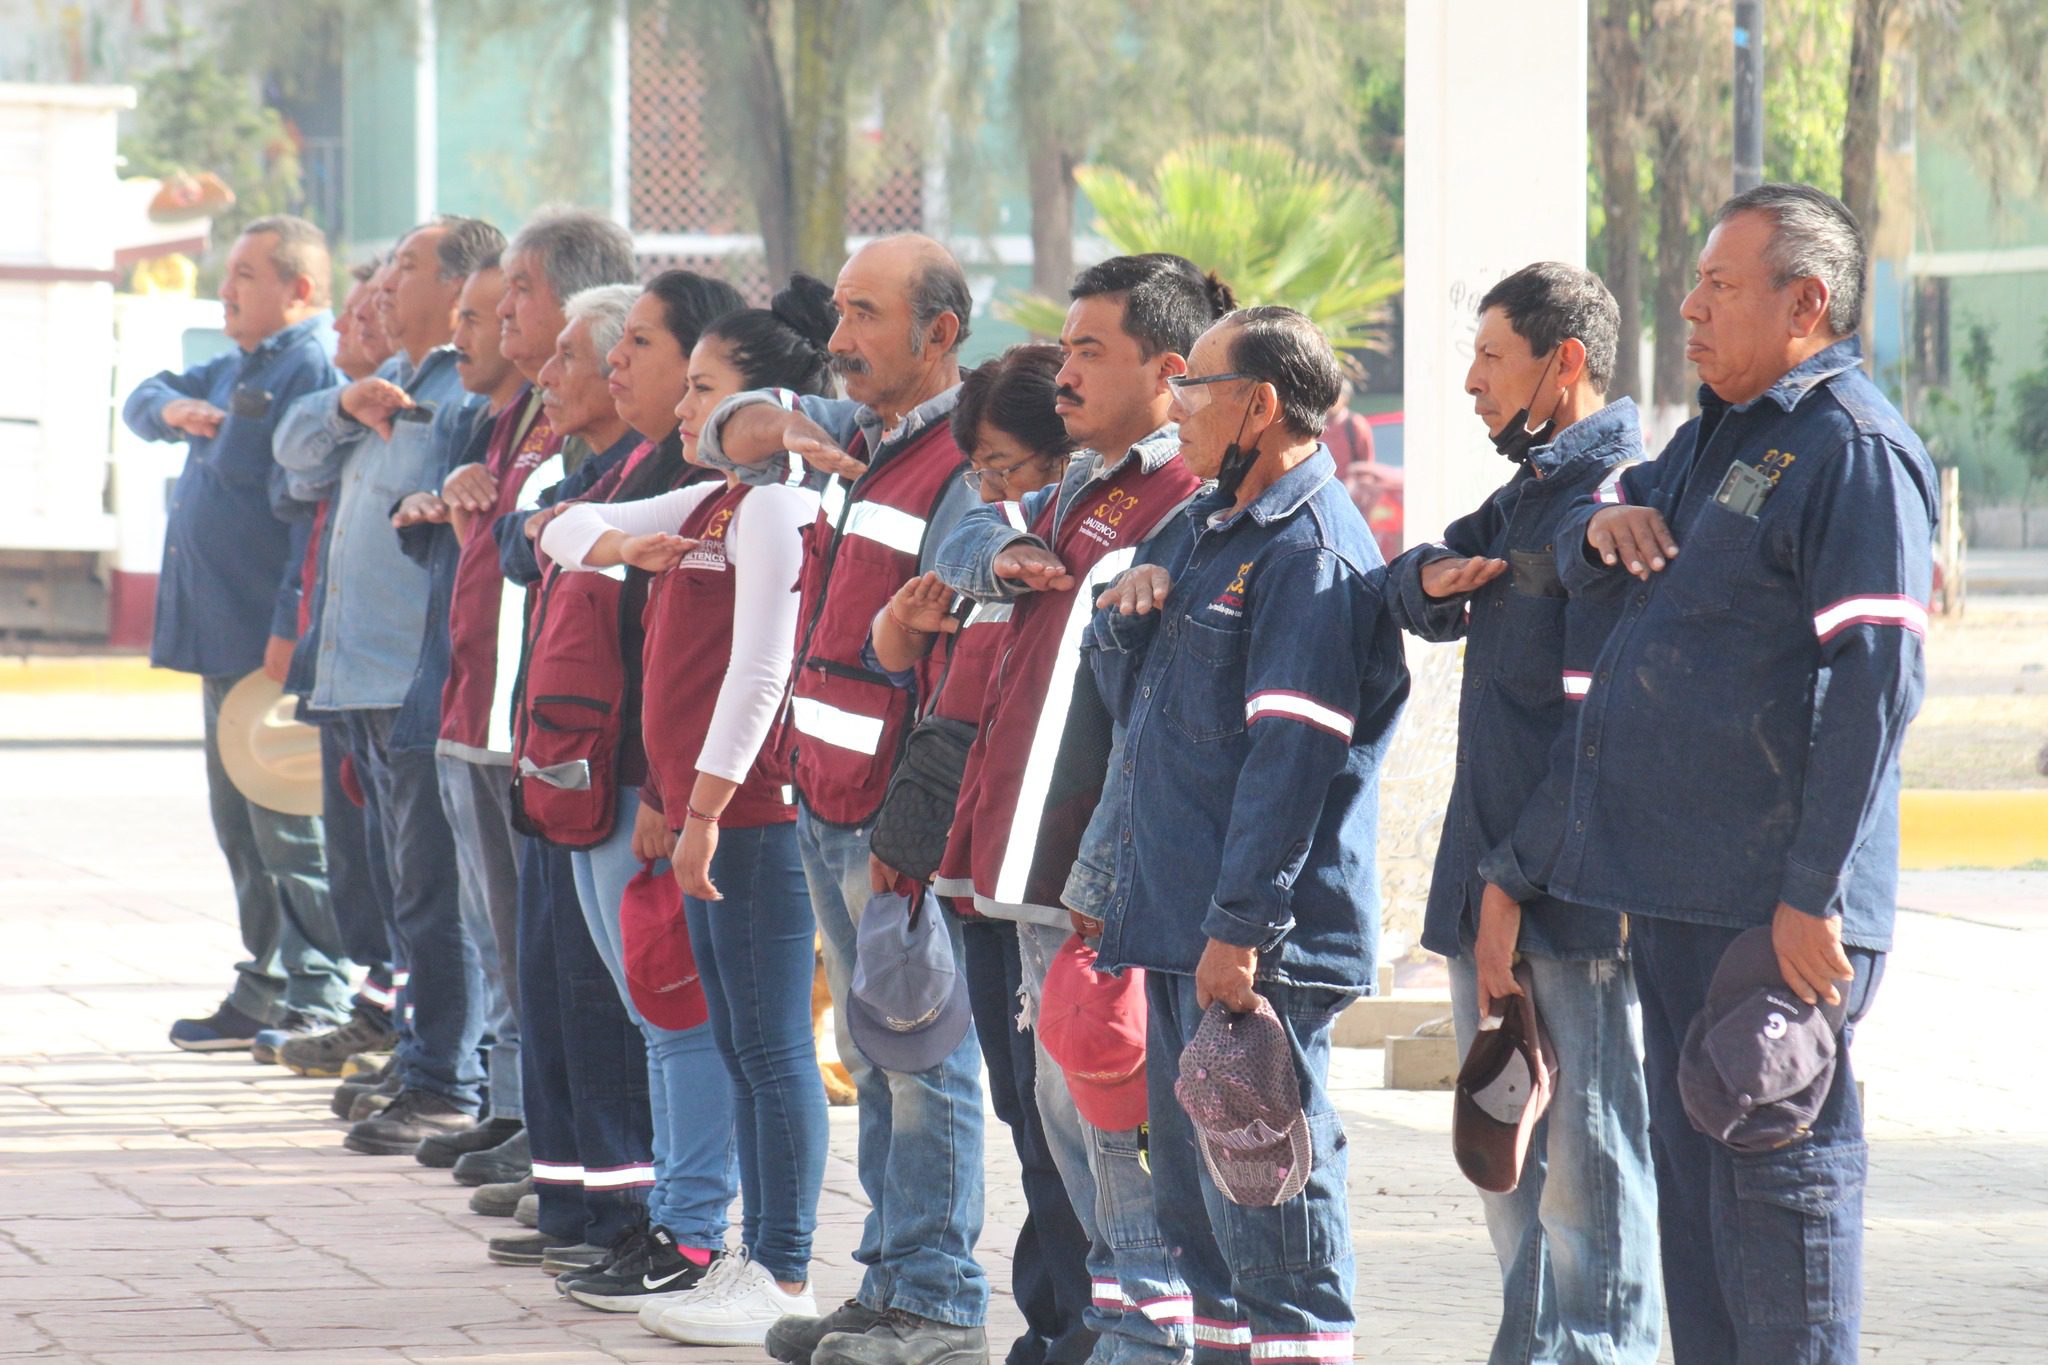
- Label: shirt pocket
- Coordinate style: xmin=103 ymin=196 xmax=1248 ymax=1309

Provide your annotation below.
xmin=1162 ymin=616 xmax=1247 ymax=744
xmin=1494 ymin=585 xmax=1570 ymax=709
xmin=1665 ymin=499 xmax=1763 ymax=618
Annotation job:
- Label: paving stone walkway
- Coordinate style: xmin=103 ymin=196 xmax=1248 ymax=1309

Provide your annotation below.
xmin=2 ymin=745 xmax=2043 ymax=1362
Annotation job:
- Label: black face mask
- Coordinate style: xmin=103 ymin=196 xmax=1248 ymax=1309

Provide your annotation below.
xmin=1213 ymin=398 xmax=1260 ymax=499
xmin=1490 ymin=349 xmax=1562 ymax=467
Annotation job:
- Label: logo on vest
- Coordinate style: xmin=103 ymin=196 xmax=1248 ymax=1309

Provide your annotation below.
xmin=1078 ymin=488 xmax=1140 ymax=549
xmin=1208 ymin=561 xmax=1253 ymax=618
xmin=681 ymin=507 xmax=734 ymax=573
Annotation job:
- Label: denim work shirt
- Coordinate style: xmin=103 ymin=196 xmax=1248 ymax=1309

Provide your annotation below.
xmin=1084 ymin=448 xmax=1411 ymax=991
xmin=274 ymin=347 xmax=468 ymax=710
xmin=1386 ymin=399 xmax=1643 ymax=961
xmin=121 ymin=313 xmax=337 ymax=677
xmin=390 ymin=397 xmax=493 ymax=752
xmin=1547 ymin=340 xmax=1936 ymax=951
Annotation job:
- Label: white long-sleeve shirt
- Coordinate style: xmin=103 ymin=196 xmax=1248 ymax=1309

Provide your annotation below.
xmin=541 ymin=481 xmax=818 ymax=787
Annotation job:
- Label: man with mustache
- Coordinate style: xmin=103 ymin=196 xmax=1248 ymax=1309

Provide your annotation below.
xmin=934 ymin=253 xmax=1228 ymax=1365
xmin=698 ymin=234 xmax=990 ymax=1365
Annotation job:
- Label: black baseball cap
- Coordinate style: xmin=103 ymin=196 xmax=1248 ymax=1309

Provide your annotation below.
xmin=1678 ymin=926 xmax=1848 ymax=1153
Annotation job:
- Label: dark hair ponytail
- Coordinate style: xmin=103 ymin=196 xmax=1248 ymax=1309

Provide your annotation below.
xmin=701 ymin=273 xmax=837 ymax=397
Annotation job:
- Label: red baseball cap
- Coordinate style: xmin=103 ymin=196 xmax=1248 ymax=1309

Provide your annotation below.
xmin=620 ymin=864 xmax=707 ymax=1031
xmin=1037 ymin=934 xmax=1148 ymax=1132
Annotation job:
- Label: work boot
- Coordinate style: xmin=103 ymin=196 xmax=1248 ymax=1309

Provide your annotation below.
xmin=250 ymin=1010 xmax=323 ymax=1064
xmin=452 ymin=1127 xmax=531 ymax=1186
xmin=468 ymin=1174 xmax=530 ymax=1218
xmin=814 ymin=1309 xmax=989 ymax=1365
xmin=280 ymin=1004 xmax=398 ymax=1078
xmin=342 ymin=1089 xmax=475 ymax=1155
xmin=330 ymin=1059 xmax=397 ymax=1119
xmin=766 ymin=1298 xmax=890 ymax=1365
xmin=514 ymin=1193 xmax=540 ymax=1227
xmin=487 ymin=1230 xmax=580 ymax=1267
xmin=414 ymin=1116 xmax=521 ymax=1169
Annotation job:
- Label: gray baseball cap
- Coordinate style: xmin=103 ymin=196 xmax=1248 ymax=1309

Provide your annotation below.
xmin=846 ymin=889 xmax=972 ymax=1074
xmin=1174 ymin=999 xmax=1313 ymax=1207
xmin=1678 ymin=926 xmax=1848 ymax=1153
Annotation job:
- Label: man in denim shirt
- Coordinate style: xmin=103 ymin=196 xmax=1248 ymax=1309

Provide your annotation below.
xmin=1085 ymin=308 xmax=1408 ymax=1365
xmin=1385 ymin=264 xmax=1658 ymax=1364
xmin=1547 ymin=185 xmax=1935 ymax=1362
xmin=276 ymin=218 xmax=487 ymax=1154
xmin=121 ymin=215 xmax=351 ymax=1051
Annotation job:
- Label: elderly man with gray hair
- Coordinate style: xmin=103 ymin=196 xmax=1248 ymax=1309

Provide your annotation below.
xmin=1541 ymin=183 xmax=1936 ymax=1362
xmin=275 ymin=215 xmax=495 ymax=1157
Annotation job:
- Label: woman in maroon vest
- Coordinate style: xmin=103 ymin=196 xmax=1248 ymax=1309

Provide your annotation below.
xmin=540 ymin=277 xmax=840 ymax=1343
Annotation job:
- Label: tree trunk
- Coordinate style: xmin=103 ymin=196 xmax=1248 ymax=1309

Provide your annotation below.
xmin=1016 ymin=0 xmax=1075 ymax=302
xmin=788 ymin=0 xmax=850 ymax=280
xmin=1591 ymin=0 xmax=1645 ymax=404
xmin=735 ymin=0 xmax=796 ymax=283
xmin=1841 ymin=0 xmax=1894 ymax=353
xmin=1651 ymin=113 xmax=1698 ymax=413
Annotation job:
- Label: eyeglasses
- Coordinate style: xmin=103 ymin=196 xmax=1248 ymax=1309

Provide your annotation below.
xmin=1167 ymin=371 xmax=1252 ymax=413
xmin=961 ymin=453 xmax=1046 ymax=492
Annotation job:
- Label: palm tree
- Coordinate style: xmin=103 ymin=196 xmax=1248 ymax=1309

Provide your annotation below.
xmin=1000 ymin=135 xmax=1402 ymax=356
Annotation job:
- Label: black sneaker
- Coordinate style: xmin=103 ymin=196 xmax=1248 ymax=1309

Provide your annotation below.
xmin=469 ymin=1174 xmax=531 ymax=1218
xmin=814 ymin=1309 xmax=990 ymax=1365
xmin=168 ymin=1000 xmax=265 ymax=1052
xmin=563 ymin=1224 xmax=708 ymax=1312
xmin=452 ymin=1127 xmax=530 ymax=1186
xmin=330 ymin=1057 xmax=397 ymax=1119
xmin=487 ymin=1230 xmax=580 ymax=1267
xmin=280 ymin=1004 xmax=398 ymax=1078
xmin=414 ymin=1116 xmax=521 ymax=1169
xmin=342 ymin=1089 xmax=476 ymax=1155
xmin=767 ymin=1299 xmax=891 ymax=1365
xmin=250 ymin=1010 xmax=323 ymax=1064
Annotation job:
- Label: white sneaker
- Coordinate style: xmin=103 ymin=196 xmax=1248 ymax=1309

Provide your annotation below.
xmin=636 ymin=1245 xmax=748 ymax=1334
xmin=652 ymin=1259 xmax=818 ymax=1346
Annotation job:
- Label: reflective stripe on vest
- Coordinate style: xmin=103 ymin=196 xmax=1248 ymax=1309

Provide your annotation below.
xmin=791 ymin=696 xmax=886 ymax=756
xmin=483 ymin=450 xmax=566 ymax=753
xmin=992 ymin=544 xmax=1136 ymax=904
xmin=842 ymin=499 xmax=927 ymax=555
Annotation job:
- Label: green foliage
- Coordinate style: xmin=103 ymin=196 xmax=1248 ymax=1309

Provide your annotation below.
xmin=2008 ymin=349 xmax=2048 ymax=488
xmin=1763 ymin=1 xmax=1852 ymax=193
xmin=117 ymin=13 xmax=304 ymax=255
xmin=1000 ymin=136 xmax=1401 ymax=356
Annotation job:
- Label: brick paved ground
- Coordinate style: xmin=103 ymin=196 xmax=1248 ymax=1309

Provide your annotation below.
xmin=2 ymin=745 xmax=2044 ymax=1362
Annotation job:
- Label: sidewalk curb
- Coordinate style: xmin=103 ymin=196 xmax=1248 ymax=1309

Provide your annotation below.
xmin=1901 ymin=790 xmax=2048 ymax=870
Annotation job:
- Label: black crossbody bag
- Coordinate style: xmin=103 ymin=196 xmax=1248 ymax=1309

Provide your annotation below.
xmin=867 ymin=600 xmax=977 ymax=884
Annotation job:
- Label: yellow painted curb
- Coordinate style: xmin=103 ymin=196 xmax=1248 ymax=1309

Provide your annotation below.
xmin=1900 ymin=790 xmax=2048 ymax=869
xmin=0 ymin=657 xmax=199 ymax=695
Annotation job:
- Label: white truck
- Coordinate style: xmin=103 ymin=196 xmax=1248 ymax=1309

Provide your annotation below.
xmin=0 ymin=81 xmax=228 ymax=646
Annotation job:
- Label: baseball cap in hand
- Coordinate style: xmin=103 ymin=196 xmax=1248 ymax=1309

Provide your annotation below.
xmin=1175 ymin=998 xmax=1312 ymax=1207
xmin=847 ymin=889 xmax=972 ymax=1074
xmin=1037 ymin=933 xmax=1148 ymax=1131
xmin=1452 ymin=962 xmax=1557 ymax=1194
xmin=1679 ymin=925 xmax=1848 ymax=1153
xmin=621 ymin=863 xmax=707 ymax=1030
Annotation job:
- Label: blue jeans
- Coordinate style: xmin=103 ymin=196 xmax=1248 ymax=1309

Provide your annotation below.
xmin=1016 ymin=921 xmax=1191 ymax=1365
xmin=962 ymin=920 xmax=1097 ymax=1365
xmin=1631 ymin=917 xmax=1882 ymax=1365
xmin=343 ymin=707 xmax=484 ymax=1110
xmin=571 ymin=786 xmax=737 ymax=1249
xmin=1448 ymin=946 xmax=1661 ymax=1364
xmin=1145 ymin=972 xmax=1355 ymax=1365
xmin=517 ymin=836 xmax=655 ymax=1247
xmin=685 ymin=820 xmax=827 ymax=1284
xmin=435 ymin=754 xmax=522 ymax=1122
xmin=797 ymin=805 xmax=989 ymax=1326
xmin=201 ymin=675 xmax=352 ymax=1026
xmin=319 ymin=722 xmax=393 ymax=1007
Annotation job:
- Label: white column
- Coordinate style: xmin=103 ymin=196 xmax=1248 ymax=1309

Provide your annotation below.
xmin=1379 ymin=0 xmax=1589 ymax=953
xmin=413 ymin=0 xmax=438 ymax=221
xmin=609 ymin=0 xmax=631 ymax=227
